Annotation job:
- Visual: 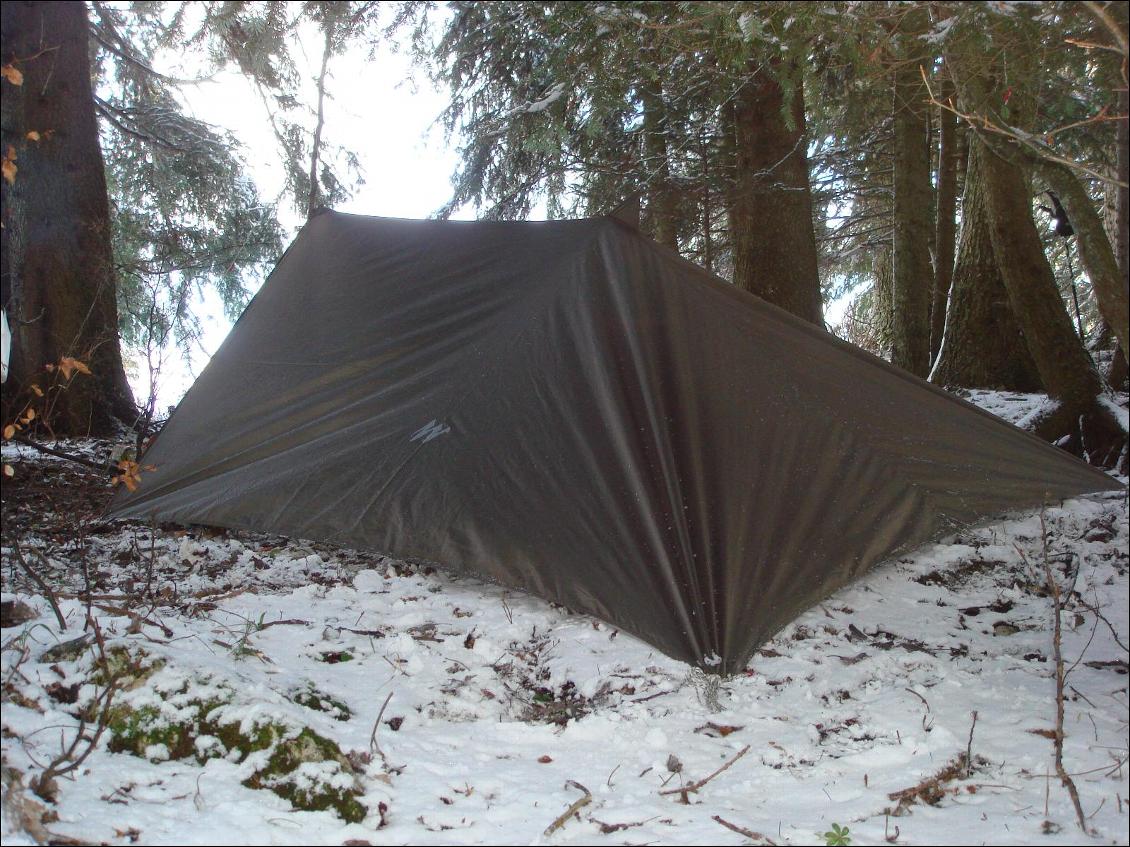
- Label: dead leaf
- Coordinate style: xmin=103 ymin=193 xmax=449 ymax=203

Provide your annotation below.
xmin=25 ymin=131 xmax=40 ymax=142
xmin=1 ymin=146 xmax=16 ymax=185
xmin=537 ymin=755 xmax=553 ymax=764
xmin=1 ymin=64 xmax=22 ymax=86
xmin=57 ymin=356 xmax=92 ymax=380
xmin=2 ymin=424 xmax=15 ymax=440
xmin=2 ymin=464 xmax=13 ymax=477
xmin=694 ymin=722 xmax=744 ymax=738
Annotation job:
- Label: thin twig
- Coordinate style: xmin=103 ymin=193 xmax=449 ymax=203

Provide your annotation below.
xmin=370 ymin=691 xmax=394 ymax=767
xmin=659 ymin=745 xmax=751 ymax=798
xmin=1040 ymin=512 xmax=1090 ymax=835
xmin=964 ymin=711 xmax=979 ymax=778
xmin=10 ymin=539 xmax=66 ymax=632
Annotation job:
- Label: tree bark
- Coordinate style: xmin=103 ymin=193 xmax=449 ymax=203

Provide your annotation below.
xmin=1108 ymin=84 xmax=1130 ymax=388
xmin=870 ymin=246 xmax=894 ymax=357
xmin=978 ymin=138 xmax=1123 ymax=465
xmin=889 ymin=12 xmax=934 ymax=377
xmin=1034 ymin=160 xmax=1128 ymax=362
xmin=931 ymin=75 xmax=959 ymax=364
xmin=977 ymin=143 xmax=1102 ymax=409
xmin=1 ymin=0 xmax=135 ymax=434
xmin=1117 ymin=86 xmax=1129 ymax=283
xmin=728 ymin=60 xmax=823 ymax=326
xmin=930 ymin=144 xmax=1043 ymax=391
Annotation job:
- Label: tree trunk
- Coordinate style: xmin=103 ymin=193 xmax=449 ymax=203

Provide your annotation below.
xmin=930 ymin=144 xmax=1043 ymax=391
xmin=1108 ymin=84 xmax=1130 ymax=389
xmin=728 ymin=60 xmax=823 ymax=326
xmin=931 ymin=75 xmax=959 ymax=364
xmin=640 ymin=82 xmax=678 ymax=250
xmin=978 ymin=139 xmax=1123 ymax=465
xmin=889 ymin=31 xmax=934 ymax=377
xmin=1 ymin=0 xmax=135 ymax=435
xmin=700 ymin=127 xmax=714 ymax=274
xmin=306 ymin=23 xmax=333 ymax=219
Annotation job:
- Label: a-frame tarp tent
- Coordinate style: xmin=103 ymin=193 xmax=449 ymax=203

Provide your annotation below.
xmin=110 ymin=211 xmax=1123 ymax=673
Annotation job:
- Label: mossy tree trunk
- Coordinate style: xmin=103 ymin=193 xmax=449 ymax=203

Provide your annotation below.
xmin=1 ymin=0 xmax=135 ymax=434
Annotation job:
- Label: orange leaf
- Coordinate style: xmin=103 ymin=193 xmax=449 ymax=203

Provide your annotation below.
xmin=23 ymin=407 xmax=35 ymax=421
xmin=1 ymin=155 xmax=15 ymax=186
xmin=58 ymin=356 xmax=91 ymax=378
xmin=2 ymin=464 xmax=13 ymax=478
xmin=2 ymin=424 xmax=15 ymax=440
xmin=25 ymin=131 xmax=40 ymax=142
xmin=30 ymin=384 xmax=43 ymax=397
xmin=1 ymin=64 xmax=23 ymax=86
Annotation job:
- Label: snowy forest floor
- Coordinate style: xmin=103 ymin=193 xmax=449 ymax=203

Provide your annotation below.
xmin=1 ymin=391 xmax=1128 ymax=846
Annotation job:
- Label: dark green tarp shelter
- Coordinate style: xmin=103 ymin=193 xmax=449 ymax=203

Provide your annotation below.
xmin=110 ymin=211 xmax=1122 ymax=673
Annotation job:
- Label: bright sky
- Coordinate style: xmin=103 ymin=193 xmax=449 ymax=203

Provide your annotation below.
xmin=132 ymin=20 xmax=474 ymax=410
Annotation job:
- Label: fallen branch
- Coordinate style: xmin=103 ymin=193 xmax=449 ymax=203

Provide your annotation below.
xmin=632 ymin=688 xmax=675 ymax=703
xmin=659 ymin=745 xmax=750 ymax=801
xmin=12 ymin=436 xmax=117 ymax=474
xmin=256 ymin=618 xmax=309 ymax=630
xmin=92 ymin=603 xmax=173 ymax=639
xmin=713 ymin=814 xmax=776 ymax=843
xmin=543 ymin=780 xmax=592 ymax=837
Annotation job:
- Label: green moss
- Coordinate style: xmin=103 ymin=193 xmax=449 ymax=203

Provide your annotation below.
xmin=106 ymin=704 xmax=183 ymax=758
xmin=105 ymin=695 xmax=232 ymax=761
xmin=105 ymin=682 xmax=366 ymax=821
xmin=266 ymin=767 xmax=368 ymax=823
xmin=92 ymin=646 xmax=165 ymax=689
xmin=291 ymin=685 xmax=352 ymax=721
xmin=241 ymin=727 xmax=366 ymax=822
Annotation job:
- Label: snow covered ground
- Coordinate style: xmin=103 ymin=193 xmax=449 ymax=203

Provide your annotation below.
xmin=1 ymin=393 xmax=1127 ymax=846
